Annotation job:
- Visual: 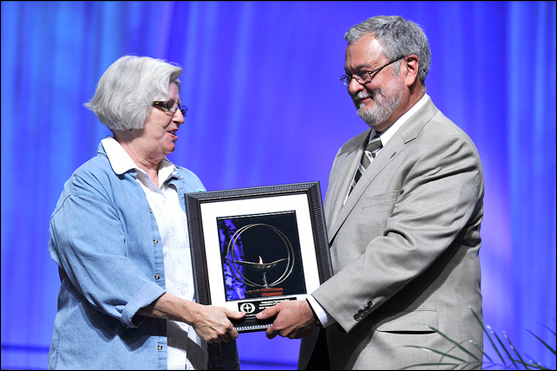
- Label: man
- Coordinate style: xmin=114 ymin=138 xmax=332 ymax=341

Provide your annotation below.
xmin=256 ymin=15 xmax=484 ymax=369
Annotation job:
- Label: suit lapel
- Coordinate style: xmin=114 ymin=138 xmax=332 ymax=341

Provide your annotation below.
xmin=325 ymin=131 xmax=369 ymax=231
xmin=326 ymin=97 xmax=439 ymax=243
xmin=328 ymin=135 xmax=405 ymax=241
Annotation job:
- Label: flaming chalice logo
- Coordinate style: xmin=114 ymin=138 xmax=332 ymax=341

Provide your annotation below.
xmin=226 ymin=223 xmax=294 ymax=297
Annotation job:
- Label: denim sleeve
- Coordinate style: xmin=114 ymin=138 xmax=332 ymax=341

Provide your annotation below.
xmin=49 ymin=188 xmax=165 ymax=328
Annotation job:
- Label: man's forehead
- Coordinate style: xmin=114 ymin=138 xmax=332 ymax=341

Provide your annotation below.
xmin=345 ymin=35 xmax=385 ymax=71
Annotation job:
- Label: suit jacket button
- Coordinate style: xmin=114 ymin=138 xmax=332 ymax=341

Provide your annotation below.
xmin=354 ymin=314 xmax=360 ymax=321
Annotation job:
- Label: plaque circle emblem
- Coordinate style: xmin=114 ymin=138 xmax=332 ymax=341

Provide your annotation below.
xmin=239 ymin=302 xmax=256 ymax=313
xmin=226 ymin=223 xmax=294 ymax=289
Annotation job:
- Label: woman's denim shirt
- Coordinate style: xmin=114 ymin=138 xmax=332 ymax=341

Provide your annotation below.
xmin=48 ymin=142 xmax=239 ymax=370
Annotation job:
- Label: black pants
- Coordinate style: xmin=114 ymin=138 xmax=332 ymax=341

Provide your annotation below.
xmin=304 ymin=328 xmax=331 ymax=370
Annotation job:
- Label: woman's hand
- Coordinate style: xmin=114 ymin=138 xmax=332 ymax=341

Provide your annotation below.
xmin=187 ymin=302 xmax=246 ymax=343
xmin=137 ymin=293 xmax=245 ymax=343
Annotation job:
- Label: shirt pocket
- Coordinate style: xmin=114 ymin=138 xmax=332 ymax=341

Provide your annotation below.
xmin=374 ymin=309 xmax=439 ymax=334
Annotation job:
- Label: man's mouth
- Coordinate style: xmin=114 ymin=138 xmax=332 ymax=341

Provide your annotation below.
xmin=354 ymin=92 xmax=374 ymax=105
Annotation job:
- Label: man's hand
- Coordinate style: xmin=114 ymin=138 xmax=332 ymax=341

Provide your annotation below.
xmin=256 ymin=300 xmax=317 ymax=339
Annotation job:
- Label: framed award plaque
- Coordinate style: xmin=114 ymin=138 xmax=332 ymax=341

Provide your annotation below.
xmin=184 ymin=182 xmax=332 ymax=332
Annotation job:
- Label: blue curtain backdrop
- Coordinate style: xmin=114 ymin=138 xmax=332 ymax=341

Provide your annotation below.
xmin=1 ymin=1 xmax=555 ymax=369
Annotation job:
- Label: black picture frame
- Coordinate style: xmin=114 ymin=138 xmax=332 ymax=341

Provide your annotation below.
xmin=185 ymin=181 xmax=332 ymax=332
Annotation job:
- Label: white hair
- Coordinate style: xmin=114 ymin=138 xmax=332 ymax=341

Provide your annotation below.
xmin=84 ymin=55 xmax=182 ymax=131
xmin=345 ymin=16 xmax=431 ymax=84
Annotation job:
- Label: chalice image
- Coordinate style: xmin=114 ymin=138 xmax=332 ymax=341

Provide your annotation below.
xmin=226 ymin=223 xmax=295 ymax=298
xmin=234 ymin=256 xmax=288 ymax=288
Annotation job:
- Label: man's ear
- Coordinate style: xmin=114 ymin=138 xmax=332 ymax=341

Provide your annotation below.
xmin=404 ymin=55 xmax=420 ymax=87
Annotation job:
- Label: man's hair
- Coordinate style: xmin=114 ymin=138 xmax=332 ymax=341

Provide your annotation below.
xmin=345 ymin=15 xmax=431 ymax=83
xmin=84 ymin=55 xmax=182 ymax=132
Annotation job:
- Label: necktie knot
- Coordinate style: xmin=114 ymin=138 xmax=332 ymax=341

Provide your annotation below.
xmin=360 ymin=135 xmax=382 ymax=169
xmin=365 ymin=136 xmax=382 ymax=153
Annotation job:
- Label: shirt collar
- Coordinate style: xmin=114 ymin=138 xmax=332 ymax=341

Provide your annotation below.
xmin=101 ymin=136 xmax=177 ymax=185
xmin=370 ymin=94 xmax=430 ymax=145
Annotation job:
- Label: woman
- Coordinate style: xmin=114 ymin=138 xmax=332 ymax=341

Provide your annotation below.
xmin=48 ymin=55 xmax=244 ymax=370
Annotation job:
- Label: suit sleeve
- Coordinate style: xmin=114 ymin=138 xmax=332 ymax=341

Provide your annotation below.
xmin=312 ymin=127 xmax=483 ymax=333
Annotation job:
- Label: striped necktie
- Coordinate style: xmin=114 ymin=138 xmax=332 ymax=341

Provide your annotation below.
xmin=349 ymin=134 xmax=382 ymax=194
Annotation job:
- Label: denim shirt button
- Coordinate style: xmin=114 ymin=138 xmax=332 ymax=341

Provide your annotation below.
xmin=155 ymin=274 xmax=160 ymax=280
xmin=157 ymin=345 xmax=162 ymax=350
xmin=149 ymin=208 xmax=153 ymax=214
xmin=153 ymin=239 xmax=158 ymax=244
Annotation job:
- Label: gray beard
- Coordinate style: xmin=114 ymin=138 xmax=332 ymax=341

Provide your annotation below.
xmin=356 ymin=84 xmax=405 ymax=128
